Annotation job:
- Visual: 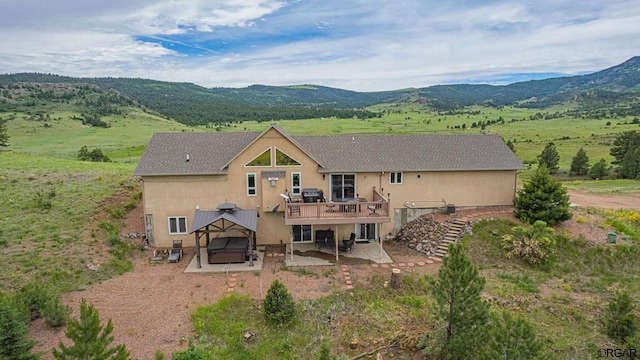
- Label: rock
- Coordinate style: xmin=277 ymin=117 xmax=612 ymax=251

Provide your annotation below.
xmin=85 ymin=263 xmax=99 ymax=271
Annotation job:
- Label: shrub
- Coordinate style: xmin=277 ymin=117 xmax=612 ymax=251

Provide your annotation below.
xmin=42 ymin=299 xmax=71 ymax=328
xmin=18 ymin=281 xmax=50 ymax=320
xmin=603 ymin=292 xmax=638 ymax=343
xmin=171 ymin=344 xmax=207 ymax=360
xmin=263 ymin=279 xmax=296 ymax=326
xmin=501 ymin=221 xmax=556 ymax=264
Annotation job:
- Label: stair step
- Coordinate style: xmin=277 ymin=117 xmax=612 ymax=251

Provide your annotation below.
xmin=444 ymin=236 xmax=458 ymax=241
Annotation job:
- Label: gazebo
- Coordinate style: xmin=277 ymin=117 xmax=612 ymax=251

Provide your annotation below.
xmin=189 ymin=203 xmax=258 ymax=269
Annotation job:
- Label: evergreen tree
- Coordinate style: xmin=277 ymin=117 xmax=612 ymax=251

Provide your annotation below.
xmin=487 ymin=311 xmax=542 ymax=360
xmin=263 ymin=280 xmax=296 ymax=326
xmin=52 ymin=299 xmax=130 ymax=360
xmin=0 ymin=119 xmax=8 ymax=147
xmin=427 ymin=244 xmax=489 ymax=359
xmin=570 ymin=147 xmax=590 ymax=175
xmin=617 ymin=147 xmax=640 ymax=179
xmin=589 ymin=158 xmax=609 ymax=179
xmin=604 ymin=292 xmax=638 ymax=344
xmin=610 ymin=131 xmax=640 ymax=165
xmin=0 ymin=295 xmax=40 ymax=360
xmin=514 ymin=165 xmax=571 ymax=225
xmin=537 ymin=142 xmax=560 ymax=173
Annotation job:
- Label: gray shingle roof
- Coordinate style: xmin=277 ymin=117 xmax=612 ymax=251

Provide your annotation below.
xmin=295 ymin=133 xmax=525 ymax=172
xmin=134 ymin=132 xmax=259 ymax=176
xmin=134 ymin=127 xmax=525 ymax=176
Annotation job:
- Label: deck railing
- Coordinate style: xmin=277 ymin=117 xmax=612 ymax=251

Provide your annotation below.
xmin=284 ymin=200 xmax=389 ymax=221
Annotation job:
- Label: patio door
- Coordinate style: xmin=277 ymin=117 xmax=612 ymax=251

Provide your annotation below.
xmin=292 ymin=225 xmax=313 ymax=243
xmin=355 ymin=223 xmax=377 ymax=242
xmin=330 ymin=174 xmax=355 ymax=201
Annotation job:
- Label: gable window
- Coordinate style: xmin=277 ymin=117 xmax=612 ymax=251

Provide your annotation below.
xmin=389 ymin=172 xmax=403 ymax=184
xmin=275 ymin=148 xmax=301 ymax=166
xmin=246 ymin=173 xmax=257 ymax=196
xmin=168 ymin=216 xmax=187 ymax=234
xmin=291 ymin=172 xmax=302 ymax=195
xmin=246 ymin=148 xmax=271 ymax=167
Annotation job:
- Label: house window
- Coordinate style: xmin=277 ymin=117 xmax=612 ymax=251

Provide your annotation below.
xmin=246 ymin=173 xmax=257 ymax=196
xmin=330 ymin=174 xmax=355 ymax=200
xmin=291 ymin=172 xmax=302 ymax=195
xmin=292 ymin=225 xmax=313 ymax=242
xmin=356 ymin=223 xmax=377 ymax=241
xmin=389 ymin=172 xmax=403 ymax=184
xmin=245 ymin=148 xmax=271 ymax=167
xmin=275 ymin=148 xmax=301 ymax=166
xmin=168 ymin=216 xmax=187 ymax=234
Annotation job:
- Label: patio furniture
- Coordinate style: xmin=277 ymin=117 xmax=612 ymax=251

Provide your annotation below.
xmin=167 ymin=240 xmax=183 ymax=263
xmin=150 ymin=249 xmax=166 ymax=263
xmin=339 ymin=233 xmax=356 ymax=253
xmin=315 ymin=230 xmax=336 ymax=250
xmin=207 ymin=237 xmax=249 ymax=264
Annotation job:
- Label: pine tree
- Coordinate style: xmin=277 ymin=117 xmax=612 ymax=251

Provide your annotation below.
xmin=263 ymin=280 xmax=296 ymax=326
xmin=0 ymin=295 xmax=40 ymax=360
xmin=570 ymin=147 xmax=590 ymax=175
xmin=604 ymin=292 xmax=638 ymax=344
xmin=514 ymin=165 xmax=571 ymax=225
xmin=610 ymin=131 xmax=640 ymax=165
xmin=538 ymin=142 xmax=560 ymax=173
xmin=487 ymin=311 xmax=542 ymax=360
xmin=617 ymin=147 xmax=640 ymax=179
xmin=589 ymin=158 xmax=609 ymax=179
xmin=52 ymin=299 xmax=130 ymax=360
xmin=427 ymin=244 xmax=489 ymax=359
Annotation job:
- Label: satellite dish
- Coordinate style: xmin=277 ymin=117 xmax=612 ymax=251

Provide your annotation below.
xmin=272 ymin=204 xmax=280 ymax=213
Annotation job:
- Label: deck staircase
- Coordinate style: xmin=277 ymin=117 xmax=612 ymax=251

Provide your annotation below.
xmin=433 ymin=218 xmax=467 ymax=258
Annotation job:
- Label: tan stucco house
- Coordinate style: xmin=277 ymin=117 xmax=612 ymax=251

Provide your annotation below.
xmin=134 ymin=124 xmax=524 ymax=255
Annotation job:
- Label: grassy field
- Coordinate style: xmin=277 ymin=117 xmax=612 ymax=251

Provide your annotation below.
xmin=3 ymin=108 xmax=194 ymax=162
xmin=0 ymin=153 xmax=139 ymax=292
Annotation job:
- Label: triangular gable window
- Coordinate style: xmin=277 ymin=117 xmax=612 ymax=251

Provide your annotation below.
xmin=245 ymin=148 xmax=271 ymax=167
xmin=275 ymin=148 xmax=301 ymax=166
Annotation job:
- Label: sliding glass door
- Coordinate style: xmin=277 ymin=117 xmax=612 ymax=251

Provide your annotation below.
xmin=330 ymin=174 xmax=355 ymax=201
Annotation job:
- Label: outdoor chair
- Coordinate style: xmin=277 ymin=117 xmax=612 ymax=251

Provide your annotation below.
xmin=150 ymin=249 xmax=166 ymax=263
xmin=167 ymin=240 xmax=183 ymax=263
xmin=339 ymin=233 xmax=356 ymax=253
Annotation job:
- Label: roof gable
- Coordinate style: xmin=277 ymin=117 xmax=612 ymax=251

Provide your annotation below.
xmin=134 ymin=129 xmax=525 ymax=177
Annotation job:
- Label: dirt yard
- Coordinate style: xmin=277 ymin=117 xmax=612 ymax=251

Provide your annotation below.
xmin=30 ymin=190 xmax=640 ymax=359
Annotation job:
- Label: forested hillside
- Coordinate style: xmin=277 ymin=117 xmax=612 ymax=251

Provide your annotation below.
xmin=1 ymin=56 xmax=639 ymax=125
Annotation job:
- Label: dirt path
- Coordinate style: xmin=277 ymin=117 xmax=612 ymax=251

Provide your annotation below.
xmin=568 ymin=190 xmax=640 ymax=210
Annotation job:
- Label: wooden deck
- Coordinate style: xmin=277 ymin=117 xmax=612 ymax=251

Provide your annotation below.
xmin=283 ymin=200 xmax=391 ymax=225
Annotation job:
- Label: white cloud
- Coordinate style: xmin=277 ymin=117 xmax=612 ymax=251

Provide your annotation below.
xmin=0 ymin=0 xmax=638 ymax=91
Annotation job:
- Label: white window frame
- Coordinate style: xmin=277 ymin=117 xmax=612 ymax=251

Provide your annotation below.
xmin=275 ymin=147 xmax=303 ymax=167
xmin=291 ymin=172 xmax=302 ymax=195
xmin=389 ymin=172 xmax=403 ymax=184
xmin=246 ymin=173 xmax=257 ymax=196
xmin=168 ymin=216 xmax=187 ymax=235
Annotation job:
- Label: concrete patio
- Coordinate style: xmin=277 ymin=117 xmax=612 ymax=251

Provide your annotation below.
xmin=183 ymin=246 xmax=266 ymax=273
xmin=285 ymin=241 xmax=393 ymax=266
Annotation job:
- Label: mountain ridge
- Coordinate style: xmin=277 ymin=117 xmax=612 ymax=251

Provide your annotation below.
xmin=1 ymin=56 xmax=639 ymax=123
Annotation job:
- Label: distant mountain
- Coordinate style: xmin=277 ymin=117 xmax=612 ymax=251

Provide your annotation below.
xmin=1 ymin=56 xmax=639 ymax=123
xmin=416 ymin=56 xmax=640 ymax=110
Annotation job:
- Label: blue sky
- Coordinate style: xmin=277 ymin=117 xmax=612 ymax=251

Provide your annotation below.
xmin=0 ymin=0 xmax=638 ymax=91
